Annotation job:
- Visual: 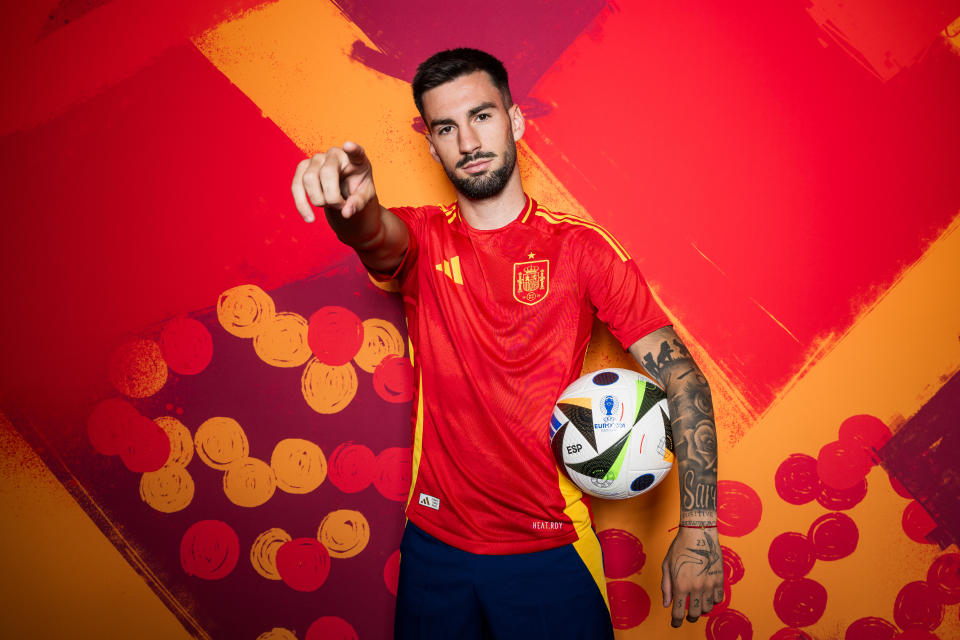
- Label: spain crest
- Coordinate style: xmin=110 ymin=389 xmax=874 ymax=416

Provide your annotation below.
xmin=513 ymin=259 xmax=549 ymax=305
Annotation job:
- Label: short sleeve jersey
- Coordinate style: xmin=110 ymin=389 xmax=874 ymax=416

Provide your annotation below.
xmin=383 ymin=195 xmax=669 ymax=554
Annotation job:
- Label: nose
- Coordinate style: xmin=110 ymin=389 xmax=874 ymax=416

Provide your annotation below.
xmin=458 ymin=124 xmax=481 ymax=155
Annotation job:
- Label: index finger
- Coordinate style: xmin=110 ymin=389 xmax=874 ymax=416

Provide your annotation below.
xmin=341 ymin=140 xmax=367 ymax=166
xmin=291 ymin=158 xmax=315 ymax=223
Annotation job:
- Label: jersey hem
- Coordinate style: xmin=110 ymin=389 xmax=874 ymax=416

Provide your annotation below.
xmin=406 ymin=510 xmax=579 ymax=555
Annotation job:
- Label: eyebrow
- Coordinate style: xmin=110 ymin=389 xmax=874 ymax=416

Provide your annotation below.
xmin=429 ymin=101 xmax=498 ymax=131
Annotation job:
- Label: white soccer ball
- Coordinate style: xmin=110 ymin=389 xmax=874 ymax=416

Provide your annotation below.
xmin=550 ymin=368 xmax=675 ymax=499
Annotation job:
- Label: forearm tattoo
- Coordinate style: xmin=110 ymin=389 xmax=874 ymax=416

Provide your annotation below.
xmin=641 ymin=338 xmax=717 ymax=520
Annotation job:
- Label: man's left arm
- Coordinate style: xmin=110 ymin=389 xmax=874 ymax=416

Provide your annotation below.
xmin=629 ymin=326 xmax=724 ymax=627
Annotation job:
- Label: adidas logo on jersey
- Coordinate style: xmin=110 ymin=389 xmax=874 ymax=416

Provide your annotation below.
xmin=418 ymin=493 xmax=440 ymax=510
xmin=435 ymin=256 xmax=463 ymax=285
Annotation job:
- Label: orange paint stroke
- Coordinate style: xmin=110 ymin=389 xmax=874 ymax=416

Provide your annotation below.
xmin=140 ymin=465 xmax=195 ymax=513
xmin=154 ymin=416 xmax=194 ymax=467
xmin=253 ymin=311 xmax=312 ymax=368
xmin=217 ymin=284 xmax=276 ymax=338
xmin=353 ymin=318 xmax=405 ymax=373
xmin=194 ymin=416 xmax=249 ymax=469
xmin=301 ymin=359 xmax=358 ymax=414
xmin=271 ymin=438 xmax=327 ymax=494
xmin=317 ymin=509 xmax=370 ymax=559
xmin=222 ymin=457 xmax=277 ymax=508
xmin=250 ymin=527 xmax=291 ymax=581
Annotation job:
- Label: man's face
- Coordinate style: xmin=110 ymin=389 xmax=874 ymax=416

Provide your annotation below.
xmin=421 ymin=71 xmax=523 ymax=200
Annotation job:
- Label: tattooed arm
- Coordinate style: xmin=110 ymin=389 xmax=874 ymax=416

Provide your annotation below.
xmin=629 ymin=326 xmax=724 ymax=628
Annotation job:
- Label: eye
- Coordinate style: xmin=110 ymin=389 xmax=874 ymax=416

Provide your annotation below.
xmin=436 ymin=125 xmax=454 ymax=136
xmin=476 ymin=112 xmax=491 ymax=122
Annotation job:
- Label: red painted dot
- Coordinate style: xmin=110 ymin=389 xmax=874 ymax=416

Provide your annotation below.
xmin=160 ymin=316 xmax=213 ymax=375
xmin=607 ymin=580 xmax=650 ymax=629
xmin=384 ymin=549 xmax=401 ymax=596
xmin=773 ymin=578 xmax=827 ymax=627
xmin=373 ymin=354 xmax=414 ymax=403
xmin=808 ymin=512 xmax=858 ymax=561
xmin=844 ymin=617 xmax=897 ymax=640
xmin=721 ymin=545 xmax=745 ymax=586
xmin=902 ymin=501 xmax=938 ymax=545
xmin=179 ymin=520 xmax=239 ymax=580
xmin=375 ymin=447 xmax=412 ymax=502
xmin=893 ymin=581 xmax=944 ymax=631
xmin=87 ymin=398 xmax=140 ymax=456
xmin=817 ymin=440 xmax=872 ymax=490
xmin=927 ymin=553 xmax=960 ymax=604
xmin=768 ymin=532 xmax=815 ymax=579
xmin=817 ymin=477 xmax=868 ymax=511
xmin=770 ymin=629 xmax=812 ymax=640
xmin=276 ymin=538 xmax=331 ymax=592
xmin=327 ymin=442 xmax=376 ymax=494
xmin=775 ymin=454 xmax=821 ymax=505
xmin=838 ymin=414 xmax=890 ymax=460
xmin=717 ymin=481 xmax=762 ymax=537
xmin=703 ymin=584 xmax=732 ymax=617
xmin=704 ymin=608 xmax=752 ymax=640
xmin=598 ymin=529 xmax=646 ymax=579
xmin=889 ymin=473 xmax=913 ymax=499
xmin=121 ymin=414 xmax=170 ymax=472
xmin=307 ymin=306 xmax=363 ymax=366
xmin=893 ymin=630 xmax=940 ymax=640
xmin=305 ymin=616 xmax=358 ymax=640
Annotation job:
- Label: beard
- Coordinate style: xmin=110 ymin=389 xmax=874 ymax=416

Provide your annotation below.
xmin=444 ymin=142 xmax=517 ymax=200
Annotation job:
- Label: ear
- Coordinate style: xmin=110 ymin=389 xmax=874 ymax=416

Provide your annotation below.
xmin=509 ymin=104 xmax=525 ymax=142
xmin=425 ymin=134 xmax=441 ymax=163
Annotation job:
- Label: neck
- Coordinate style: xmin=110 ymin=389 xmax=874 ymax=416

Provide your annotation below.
xmin=457 ymin=170 xmax=526 ymax=230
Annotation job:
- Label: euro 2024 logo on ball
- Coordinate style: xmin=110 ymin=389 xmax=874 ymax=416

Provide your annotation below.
xmin=598 ymin=393 xmax=625 ymax=430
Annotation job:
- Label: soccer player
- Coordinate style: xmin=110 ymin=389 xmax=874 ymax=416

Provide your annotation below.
xmin=292 ymin=48 xmax=722 ymax=638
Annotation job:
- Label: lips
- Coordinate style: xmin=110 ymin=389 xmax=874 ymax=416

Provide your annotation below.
xmin=461 ymin=159 xmax=493 ymax=174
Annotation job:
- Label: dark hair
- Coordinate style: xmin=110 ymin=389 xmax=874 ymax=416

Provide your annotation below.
xmin=412 ymin=48 xmax=512 ymax=119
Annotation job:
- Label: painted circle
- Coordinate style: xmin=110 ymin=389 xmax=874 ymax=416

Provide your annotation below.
xmin=808 ymin=512 xmax=859 ymax=561
xmin=773 ymin=578 xmax=827 ymax=627
xmin=87 ymin=398 xmax=140 ymax=455
xmin=838 ymin=414 xmax=890 ymax=455
xmin=275 ymin=537 xmax=330 ymax=592
xmin=704 ymin=608 xmax=752 ymax=640
xmin=722 ymin=545 xmax=745 ymax=586
xmin=108 ymin=339 xmax=168 ymax=398
xmin=301 ymin=359 xmax=358 ymax=414
xmin=775 ymin=453 xmax=821 ymax=505
xmin=717 ymin=480 xmax=762 ymax=537
xmin=121 ymin=414 xmax=171 ymax=473
xmin=607 ymin=580 xmax=650 ymax=629
xmin=194 ymin=416 xmax=249 ymax=469
xmin=598 ymin=528 xmax=646 ymax=579
xmin=374 ymin=447 xmax=412 ymax=502
xmin=384 ymin=549 xmax=401 ymax=596
xmin=893 ymin=581 xmax=944 ymax=631
xmin=140 ymin=465 xmax=194 ymax=513
xmin=327 ymin=442 xmax=376 ymax=493
xmin=354 ymin=318 xmax=405 ymax=373
xmin=307 ymin=306 xmax=364 ymax=366
xmin=223 ymin=457 xmax=277 ymax=507
xmin=317 ymin=509 xmax=370 ymax=559
xmin=927 ymin=553 xmax=960 ymax=604
xmin=253 ymin=312 xmax=312 ymax=368
xmin=816 ymin=440 xmax=872 ymax=490
xmin=250 ymin=527 xmax=291 ymax=581
xmin=153 ymin=416 xmax=194 ymax=467
xmin=373 ymin=354 xmax=414 ymax=403
xmin=180 ymin=520 xmax=240 ymax=580
xmin=770 ymin=629 xmax=812 ymax=640
xmin=844 ymin=617 xmax=898 ymax=640
xmin=768 ymin=532 xmax=815 ymax=579
xmin=271 ymin=438 xmax=327 ymax=494
xmin=217 ymin=284 xmax=275 ymax=338
xmin=817 ymin=477 xmax=868 ymax=511
xmin=304 ymin=616 xmax=358 ymax=640
xmin=160 ymin=316 xmax=213 ymax=375
xmin=902 ymin=501 xmax=937 ymax=544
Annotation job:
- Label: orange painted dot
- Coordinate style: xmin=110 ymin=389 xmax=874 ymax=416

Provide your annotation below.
xmin=367 ymin=271 xmax=400 ymax=293
xmin=271 ymin=438 xmax=326 ymax=494
xmin=253 ymin=312 xmax=312 ymax=368
xmin=195 ymin=417 xmax=249 ymax=469
xmin=217 ymin=284 xmax=276 ymax=338
xmin=256 ymin=629 xmax=297 ymax=640
xmin=154 ymin=416 xmax=194 ymax=467
xmin=140 ymin=465 xmax=195 ymax=513
xmin=250 ymin=527 xmax=292 ymax=581
xmin=301 ymin=358 xmax=358 ymax=414
xmin=223 ymin=457 xmax=277 ymax=508
xmin=318 ymin=509 xmax=370 ymax=559
xmin=354 ymin=318 xmax=404 ymax=373
xmin=108 ymin=339 xmax=168 ymax=398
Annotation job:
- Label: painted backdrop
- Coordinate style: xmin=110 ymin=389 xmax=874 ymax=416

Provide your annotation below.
xmin=1 ymin=1 xmax=960 ymax=639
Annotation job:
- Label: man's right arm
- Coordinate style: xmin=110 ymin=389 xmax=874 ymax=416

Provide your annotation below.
xmin=291 ymin=141 xmax=409 ymax=274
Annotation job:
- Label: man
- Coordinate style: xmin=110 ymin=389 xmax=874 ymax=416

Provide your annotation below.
xmin=292 ymin=48 xmax=722 ymax=638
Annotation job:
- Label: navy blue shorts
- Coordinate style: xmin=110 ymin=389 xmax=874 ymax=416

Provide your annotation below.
xmin=395 ymin=522 xmax=614 ymax=640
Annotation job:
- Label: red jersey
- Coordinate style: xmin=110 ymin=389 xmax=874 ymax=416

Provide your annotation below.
xmin=383 ymin=195 xmax=669 ymax=554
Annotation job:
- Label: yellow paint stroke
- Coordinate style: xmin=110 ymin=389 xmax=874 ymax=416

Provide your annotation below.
xmin=153 ymin=416 xmax=194 ymax=467
xmin=139 ymin=465 xmax=194 ymax=513
xmin=317 ymin=509 xmax=370 ymax=559
xmin=194 ymin=417 xmax=249 ymax=470
xmin=301 ymin=358 xmax=358 ymax=414
xmin=353 ymin=318 xmax=405 ymax=373
xmin=253 ymin=311 xmax=312 ymax=368
xmin=108 ymin=339 xmax=168 ymax=398
xmin=256 ymin=628 xmax=298 ymax=640
xmin=223 ymin=457 xmax=277 ymax=508
xmin=250 ymin=527 xmax=291 ymax=581
xmin=216 ymin=284 xmax=276 ymax=338
xmin=945 ymin=15 xmax=960 ymax=56
xmin=271 ymin=438 xmax=326 ymax=494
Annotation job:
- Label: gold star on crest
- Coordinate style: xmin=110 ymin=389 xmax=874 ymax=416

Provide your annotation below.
xmin=527 ymin=252 xmax=535 ymax=259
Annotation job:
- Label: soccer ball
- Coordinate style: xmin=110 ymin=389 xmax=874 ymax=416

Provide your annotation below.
xmin=549 ymin=368 xmax=675 ymax=499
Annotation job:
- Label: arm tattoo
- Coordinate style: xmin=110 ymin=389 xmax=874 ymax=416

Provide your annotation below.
xmin=642 ymin=339 xmax=718 ymax=516
xmin=672 ymin=531 xmax=723 ymax=580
